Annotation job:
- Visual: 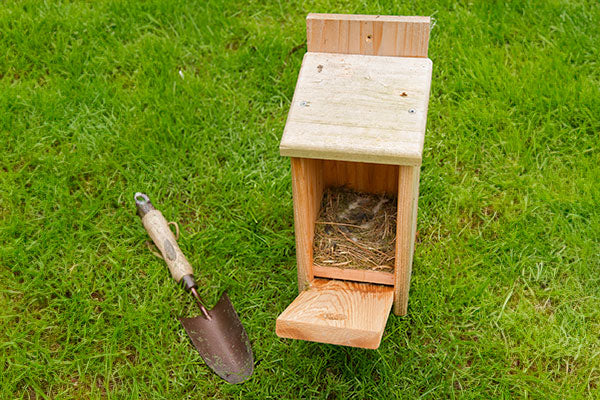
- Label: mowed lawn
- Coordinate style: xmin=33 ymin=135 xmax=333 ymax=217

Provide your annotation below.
xmin=1 ymin=0 xmax=599 ymax=398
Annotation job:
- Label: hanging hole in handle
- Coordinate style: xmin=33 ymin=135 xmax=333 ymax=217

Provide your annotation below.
xmin=135 ymin=192 xmax=150 ymax=205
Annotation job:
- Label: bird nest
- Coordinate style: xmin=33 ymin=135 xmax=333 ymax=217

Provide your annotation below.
xmin=313 ymin=187 xmax=397 ymax=273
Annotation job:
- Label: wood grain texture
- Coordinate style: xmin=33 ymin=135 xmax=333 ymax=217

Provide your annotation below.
xmin=280 ymin=13 xmax=432 ymax=328
xmin=276 ymin=279 xmax=394 ymax=349
xmin=313 ymin=265 xmax=394 ymax=286
xmin=279 ymin=52 xmax=432 ymax=166
xmin=409 ymin=167 xmax=421 ymax=269
xmin=291 ymin=157 xmax=323 ymax=291
xmin=142 ymin=210 xmax=193 ymax=282
xmin=307 ymin=14 xmax=430 ymax=57
xmin=322 ymin=160 xmax=398 ymax=195
xmin=393 ymin=166 xmax=419 ymax=315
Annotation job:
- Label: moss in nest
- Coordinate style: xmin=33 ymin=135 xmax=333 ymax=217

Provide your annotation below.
xmin=313 ymin=187 xmax=397 ymax=273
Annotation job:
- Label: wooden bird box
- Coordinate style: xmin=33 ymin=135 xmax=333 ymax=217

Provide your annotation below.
xmin=276 ymin=13 xmax=432 ymax=349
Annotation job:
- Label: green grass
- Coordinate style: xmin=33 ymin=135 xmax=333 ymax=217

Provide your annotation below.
xmin=1 ymin=0 xmax=599 ymax=398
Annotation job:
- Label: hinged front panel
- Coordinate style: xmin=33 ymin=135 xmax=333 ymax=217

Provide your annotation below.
xmin=276 ymin=279 xmax=394 ymax=349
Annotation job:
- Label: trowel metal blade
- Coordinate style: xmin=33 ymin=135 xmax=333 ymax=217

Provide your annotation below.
xmin=179 ymin=293 xmax=254 ymax=384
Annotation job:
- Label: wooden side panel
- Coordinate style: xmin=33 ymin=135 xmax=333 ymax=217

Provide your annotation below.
xmin=276 ymin=279 xmax=394 ymax=349
xmin=312 ymin=265 xmax=394 ymax=286
xmin=307 ymin=13 xmax=430 ymax=57
xmin=409 ymin=167 xmax=421 ymax=269
xmin=393 ymin=165 xmax=420 ymax=315
xmin=322 ymin=160 xmax=398 ymax=195
xmin=291 ymin=157 xmax=323 ymax=291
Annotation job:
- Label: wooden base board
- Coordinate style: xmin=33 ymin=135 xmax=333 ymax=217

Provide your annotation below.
xmin=312 ymin=265 xmax=394 ymax=286
xmin=276 ymin=279 xmax=394 ymax=349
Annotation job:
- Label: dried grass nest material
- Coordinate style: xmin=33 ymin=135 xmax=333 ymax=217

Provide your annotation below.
xmin=313 ymin=187 xmax=397 ymax=273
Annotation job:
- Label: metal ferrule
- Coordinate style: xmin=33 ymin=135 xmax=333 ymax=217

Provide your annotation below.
xmin=180 ymin=274 xmax=197 ymax=291
xmin=135 ymin=192 xmax=156 ymax=218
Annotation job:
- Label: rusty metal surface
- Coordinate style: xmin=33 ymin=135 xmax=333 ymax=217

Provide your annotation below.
xmin=180 ymin=293 xmax=254 ymax=384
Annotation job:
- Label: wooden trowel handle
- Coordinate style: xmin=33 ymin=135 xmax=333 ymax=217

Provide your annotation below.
xmin=135 ymin=193 xmax=193 ymax=283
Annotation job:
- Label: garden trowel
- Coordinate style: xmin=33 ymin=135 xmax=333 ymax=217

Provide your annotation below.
xmin=134 ymin=192 xmax=253 ymax=384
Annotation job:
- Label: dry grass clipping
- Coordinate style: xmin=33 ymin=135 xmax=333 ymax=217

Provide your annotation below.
xmin=313 ymin=187 xmax=397 ymax=273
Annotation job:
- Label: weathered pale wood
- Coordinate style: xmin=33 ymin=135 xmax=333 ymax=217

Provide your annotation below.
xmin=409 ymin=167 xmax=421 ymax=269
xmin=307 ymin=14 xmax=430 ymax=57
xmin=313 ymin=265 xmax=394 ymax=286
xmin=276 ymin=279 xmax=394 ymax=349
xmin=322 ymin=160 xmax=398 ymax=195
xmin=279 ymin=52 xmax=432 ymax=166
xmin=291 ymin=157 xmax=323 ymax=291
xmin=142 ymin=210 xmax=193 ymax=282
xmin=393 ymin=166 xmax=419 ymax=315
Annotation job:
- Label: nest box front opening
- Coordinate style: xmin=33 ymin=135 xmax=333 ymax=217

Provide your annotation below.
xmin=307 ymin=159 xmax=400 ymax=286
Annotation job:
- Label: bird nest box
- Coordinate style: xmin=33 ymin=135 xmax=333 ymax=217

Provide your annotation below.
xmin=276 ymin=13 xmax=433 ymax=349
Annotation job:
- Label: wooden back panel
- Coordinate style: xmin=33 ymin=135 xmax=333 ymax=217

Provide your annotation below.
xmin=322 ymin=160 xmax=398 ymax=196
xmin=306 ymin=13 xmax=430 ymax=57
